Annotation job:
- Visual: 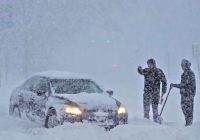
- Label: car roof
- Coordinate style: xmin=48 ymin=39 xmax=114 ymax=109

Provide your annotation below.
xmin=32 ymin=71 xmax=92 ymax=80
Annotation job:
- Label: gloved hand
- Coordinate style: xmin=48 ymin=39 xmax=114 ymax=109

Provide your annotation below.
xmin=170 ymin=83 xmax=174 ymax=89
xmin=138 ymin=66 xmax=142 ymax=70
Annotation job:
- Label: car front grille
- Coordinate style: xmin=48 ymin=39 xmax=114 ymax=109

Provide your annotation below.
xmin=84 ymin=109 xmax=116 ymax=123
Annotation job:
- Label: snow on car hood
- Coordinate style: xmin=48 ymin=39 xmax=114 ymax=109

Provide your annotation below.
xmin=54 ymin=92 xmax=118 ymax=111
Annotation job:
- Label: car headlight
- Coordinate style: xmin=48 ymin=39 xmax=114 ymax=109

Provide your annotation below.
xmin=64 ymin=105 xmax=82 ymax=115
xmin=118 ymin=105 xmax=127 ymax=114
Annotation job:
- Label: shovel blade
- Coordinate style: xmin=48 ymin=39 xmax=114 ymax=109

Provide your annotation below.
xmin=156 ymin=116 xmax=163 ymax=124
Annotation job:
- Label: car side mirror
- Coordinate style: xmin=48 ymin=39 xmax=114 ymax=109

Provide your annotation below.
xmin=106 ymin=90 xmax=114 ymax=96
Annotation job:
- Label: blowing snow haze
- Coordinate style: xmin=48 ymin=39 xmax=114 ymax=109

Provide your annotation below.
xmin=0 ymin=0 xmax=200 ymax=86
xmin=0 ymin=1 xmax=200 ymax=140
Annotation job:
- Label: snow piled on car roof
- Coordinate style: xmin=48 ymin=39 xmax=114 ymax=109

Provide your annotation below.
xmin=33 ymin=71 xmax=92 ymax=79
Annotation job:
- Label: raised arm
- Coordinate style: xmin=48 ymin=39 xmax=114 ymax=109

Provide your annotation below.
xmin=138 ymin=66 xmax=149 ymax=76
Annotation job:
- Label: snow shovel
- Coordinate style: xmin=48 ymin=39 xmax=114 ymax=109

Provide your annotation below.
xmin=157 ymin=87 xmax=172 ymax=124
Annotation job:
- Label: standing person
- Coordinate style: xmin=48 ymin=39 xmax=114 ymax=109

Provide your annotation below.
xmin=138 ymin=58 xmax=167 ymax=123
xmin=170 ymin=59 xmax=196 ymax=126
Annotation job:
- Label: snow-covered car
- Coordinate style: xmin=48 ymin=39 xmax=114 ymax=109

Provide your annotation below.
xmin=9 ymin=71 xmax=128 ymax=129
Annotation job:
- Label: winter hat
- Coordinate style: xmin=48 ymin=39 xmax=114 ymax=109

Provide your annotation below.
xmin=181 ymin=59 xmax=191 ymax=68
xmin=147 ymin=58 xmax=156 ymax=66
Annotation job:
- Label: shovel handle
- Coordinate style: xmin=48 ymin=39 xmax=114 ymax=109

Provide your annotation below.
xmin=159 ymin=88 xmax=172 ymax=116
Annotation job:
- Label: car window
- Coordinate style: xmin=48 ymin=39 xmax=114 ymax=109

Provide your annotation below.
xmin=23 ymin=76 xmax=48 ymax=95
xmin=23 ymin=77 xmax=35 ymax=91
xmin=32 ymin=77 xmax=48 ymax=94
xmin=51 ymin=79 xmax=103 ymax=94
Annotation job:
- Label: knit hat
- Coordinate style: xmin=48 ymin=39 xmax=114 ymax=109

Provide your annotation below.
xmin=147 ymin=58 xmax=156 ymax=66
xmin=181 ymin=59 xmax=191 ymax=68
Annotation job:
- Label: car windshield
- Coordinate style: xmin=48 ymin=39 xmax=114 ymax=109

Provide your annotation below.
xmin=51 ymin=79 xmax=103 ymax=94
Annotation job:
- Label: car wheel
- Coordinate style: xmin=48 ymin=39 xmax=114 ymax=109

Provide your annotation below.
xmin=11 ymin=105 xmax=21 ymax=118
xmin=44 ymin=108 xmax=60 ymax=128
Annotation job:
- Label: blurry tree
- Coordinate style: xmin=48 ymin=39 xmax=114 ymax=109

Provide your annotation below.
xmin=192 ymin=44 xmax=200 ymax=79
xmin=0 ymin=1 xmax=13 ymax=85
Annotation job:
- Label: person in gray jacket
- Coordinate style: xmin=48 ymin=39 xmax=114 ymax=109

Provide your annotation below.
xmin=138 ymin=58 xmax=167 ymax=123
xmin=170 ymin=59 xmax=196 ymax=126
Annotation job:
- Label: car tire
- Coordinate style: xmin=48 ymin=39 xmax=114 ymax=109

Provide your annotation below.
xmin=44 ymin=108 xmax=60 ymax=128
xmin=10 ymin=105 xmax=21 ymax=118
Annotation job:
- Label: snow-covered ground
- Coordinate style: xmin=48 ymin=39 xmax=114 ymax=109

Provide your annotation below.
xmin=0 ymin=84 xmax=199 ymax=140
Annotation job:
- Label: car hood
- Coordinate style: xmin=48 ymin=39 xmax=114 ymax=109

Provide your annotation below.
xmin=54 ymin=92 xmax=119 ymax=111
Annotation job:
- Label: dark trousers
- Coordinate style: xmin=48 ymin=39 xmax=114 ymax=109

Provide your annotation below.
xmin=181 ymin=96 xmax=194 ymax=125
xmin=143 ymin=92 xmax=159 ymax=121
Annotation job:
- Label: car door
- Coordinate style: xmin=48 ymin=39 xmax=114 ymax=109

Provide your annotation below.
xmin=17 ymin=77 xmax=36 ymax=118
xmin=28 ymin=76 xmax=49 ymax=122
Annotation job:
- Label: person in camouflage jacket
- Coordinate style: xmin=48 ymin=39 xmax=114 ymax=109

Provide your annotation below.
xmin=170 ymin=59 xmax=196 ymax=126
xmin=138 ymin=58 xmax=167 ymax=123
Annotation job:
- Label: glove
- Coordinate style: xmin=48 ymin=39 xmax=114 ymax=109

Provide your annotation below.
xmin=170 ymin=83 xmax=174 ymax=89
xmin=138 ymin=66 xmax=142 ymax=70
